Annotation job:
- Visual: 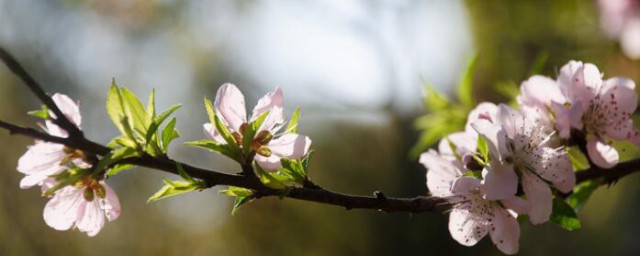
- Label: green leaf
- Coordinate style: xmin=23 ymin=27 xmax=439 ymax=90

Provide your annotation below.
xmin=568 ymin=147 xmax=590 ymax=170
xmin=567 ymin=179 xmax=600 ymax=212
xmin=106 ymin=164 xmax=134 ymax=177
xmin=145 ymin=104 xmax=181 ymax=148
xmin=147 ymin=180 xmax=201 ymax=203
xmin=155 ymin=104 xmax=181 ymax=127
xmin=477 ymin=135 xmax=490 ymax=162
xmin=423 ymin=84 xmax=450 ymax=111
xmin=145 ymin=89 xmax=156 ymax=127
xmin=208 ymin=100 xmax=239 ymax=149
xmin=28 ymin=105 xmax=49 ymax=119
xmin=96 ymin=147 xmax=137 ymax=176
xmin=204 ymin=97 xmax=217 ymax=125
xmin=254 ymin=164 xmax=287 ymax=189
xmin=221 ymin=186 xmax=253 ymax=197
xmin=285 ymin=107 xmax=301 ymax=133
xmin=528 ymin=52 xmax=548 ymax=76
xmin=550 ymin=197 xmax=581 ymax=231
xmin=280 ymin=158 xmax=306 ymax=183
xmin=120 ymin=87 xmax=148 ymax=135
xmin=457 ymin=54 xmax=478 ymax=107
xmin=110 ymin=136 xmax=139 ymax=149
xmin=161 ymin=117 xmax=180 ymax=152
xmin=43 ymin=167 xmax=91 ymax=197
xmin=107 ymin=80 xmax=127 ymax=135
xmin=462 ymin=171 xmax=482 ymax=179
xmin=231 ymin=196 xmax=253 ymax=215
xmin=119 ymin=117 xmax=138 ymax=147
xmin=301 ymin=150 xmax=313 ymax=172
xmin=185 ymin=139 xmax=240 ymax=159
xmin=242 ymin=110 xmax=270 ymax=155
xmin=176 ymin=163 xmax=194 ymax=183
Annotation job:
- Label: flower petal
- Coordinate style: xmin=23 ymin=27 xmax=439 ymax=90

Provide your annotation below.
xmin=51 ymin=93 xmax=82 ymax=128
xmin=76 ymin=199 xmax=106 ymax=237
xmin=448 ymin=207 xmax=489 ymax=247
xmin=438 ymin=131 xmax=477 ymax=161
xmin=500 ymin=197 xmax=529 ymax=215
xmin=465 ymin=102 xmax=498 ymax=131
xmin=214 ymin=83 xmax=247 ymax=132
xmin=517 ymin=75 xmax=565 ymax=107
xmin=251 ymin=86 xmax=283 ymax=121
xmin=522 ymin=171 xmax=552 ymax=225
xmin=489 ymin=205 xmax=520 ymax=255
xmin=421 ymin=150 xmax=463 ymax=197
xmin=600 ymin=78 xmax=639 ymax=141
xmin=255 ymin=133 xmax=311 ymax=170
xmin=481 ymin=161 xmax=518 ymax=200
xmin=471 ymin=120 xmax=510 ymax=162
xmin=203 ymin=123 xmax=226 ymax=144
xmin=17 ymin=142 xmax=66 ymax=176
xmin=531 ymin=147 xmax=575 ymax=193
xmin=43 ymin=187 xmax=84 ymax=231
xmin=101 ymin=182 xmax=121 ymax=222
xmin=451 ymin=177 xmax=481 ymax=195
xmin=587 ymin=139 xmax=619 ymax=169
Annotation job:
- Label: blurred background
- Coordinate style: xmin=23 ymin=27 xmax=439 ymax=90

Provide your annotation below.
xmin=0 ymin=0 xmax=639 ymax=255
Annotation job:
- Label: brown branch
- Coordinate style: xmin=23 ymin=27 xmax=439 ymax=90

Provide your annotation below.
xmin=0 ymin=48 xmax=82 ymax=138
xmin=1 ymin=47 xmax=637 ymax=215
xmin=0 ymin=119 xmax=447 ymax=212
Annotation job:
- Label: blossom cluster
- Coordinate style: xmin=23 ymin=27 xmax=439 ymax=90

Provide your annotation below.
xmin=420 ymin=61 xmax=640 ymax=254
xmin=17 ymin=94 xmax=120 ymax=236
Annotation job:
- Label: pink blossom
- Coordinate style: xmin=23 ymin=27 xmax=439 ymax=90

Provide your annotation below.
xmin=43 ymin=179 xmax=120 ymax=237
xmin=598 ymin=0 xmax=640 ymax=59
xmin=420 ymin=150 xmax=523 ymax=255
xmin=518 ymin=61 xmax=640 ymax=168
xmin=17 ymin=93 xmax=88 ymax=189
xmin=472 ymin=104 xmax=574 ymax=224
xmin=204 ymin=84 xmax=311 ymax=169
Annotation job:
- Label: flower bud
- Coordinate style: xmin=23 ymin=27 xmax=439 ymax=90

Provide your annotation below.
xmin=257 ymin=147 xmax=272 ymax=157
xmin=94 ymin=184 xmax=107 ymax=199
xmin=255 ymin=130 xmax=273 ymax=145
xmin=83 ymin=188 xmax=95 ymax=202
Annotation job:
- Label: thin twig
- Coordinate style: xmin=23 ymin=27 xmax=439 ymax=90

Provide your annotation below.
xmin=0 ymin=48 xmax=82 ymax=138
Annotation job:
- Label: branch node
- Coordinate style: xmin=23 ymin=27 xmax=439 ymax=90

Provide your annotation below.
xmin=373 ymin=190 xmax=386 ymax=200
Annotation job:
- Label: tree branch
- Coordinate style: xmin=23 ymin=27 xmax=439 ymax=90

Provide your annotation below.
xmin=1 ymin=47 xmax=638 ymax=215
xmin=0 ymin=119 xmax=447 ymax=212
xmin=0 ymin=48 xmax=83 ymax=138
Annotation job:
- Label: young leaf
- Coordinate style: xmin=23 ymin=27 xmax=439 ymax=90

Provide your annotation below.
xmin=477 ymin=135 xmax=490 ymax=162
xmin=457 ymin=54 xmax=478 ymax=108
xmin=161 ymin=117 xmax=180 ymax=152
xmin=285 ymin=108 xmax=300 ymax=133
xmin=95 ymin=147 xmax=137 ymax=176
xmin=423 ymin=84 xmax=450 ymax=111
xmin=106 ymin=164 xmax=135 ymax=177
xmin=147 ymin=180 xmax=201 ymax=203
xmin=120 ymin=87 xmax=148 ymax=135
xmin=204 ymin=97 xmax=217 ymax=125
xmin=145 ymin=89 xmax=156 ymax=127
xmin=221 ymin=186 xmax=253 ymax=197
xmin=155 ymin=104 xmax=181 ymax=126
xmin=176 ymin=163 xmax=194 ymax=183
xmin=107 ymin=81 xmax=127 ymax=135
xmin=550 ymin=197 xmax=581 ymax=231
xmin=28 ymin=105 xmax=49 ymax=119
xmin=280 ymin=158 xmax=306 ymax=183
xmin=185 ymin=139 xmax=240 ymax=159
xmin=242 ymin=110 xmax=270 ymax=155
xmin=566 ymin=179 xmax=600 ymax=213
xmin=254 ymin=164 xmax=287 ymax=189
